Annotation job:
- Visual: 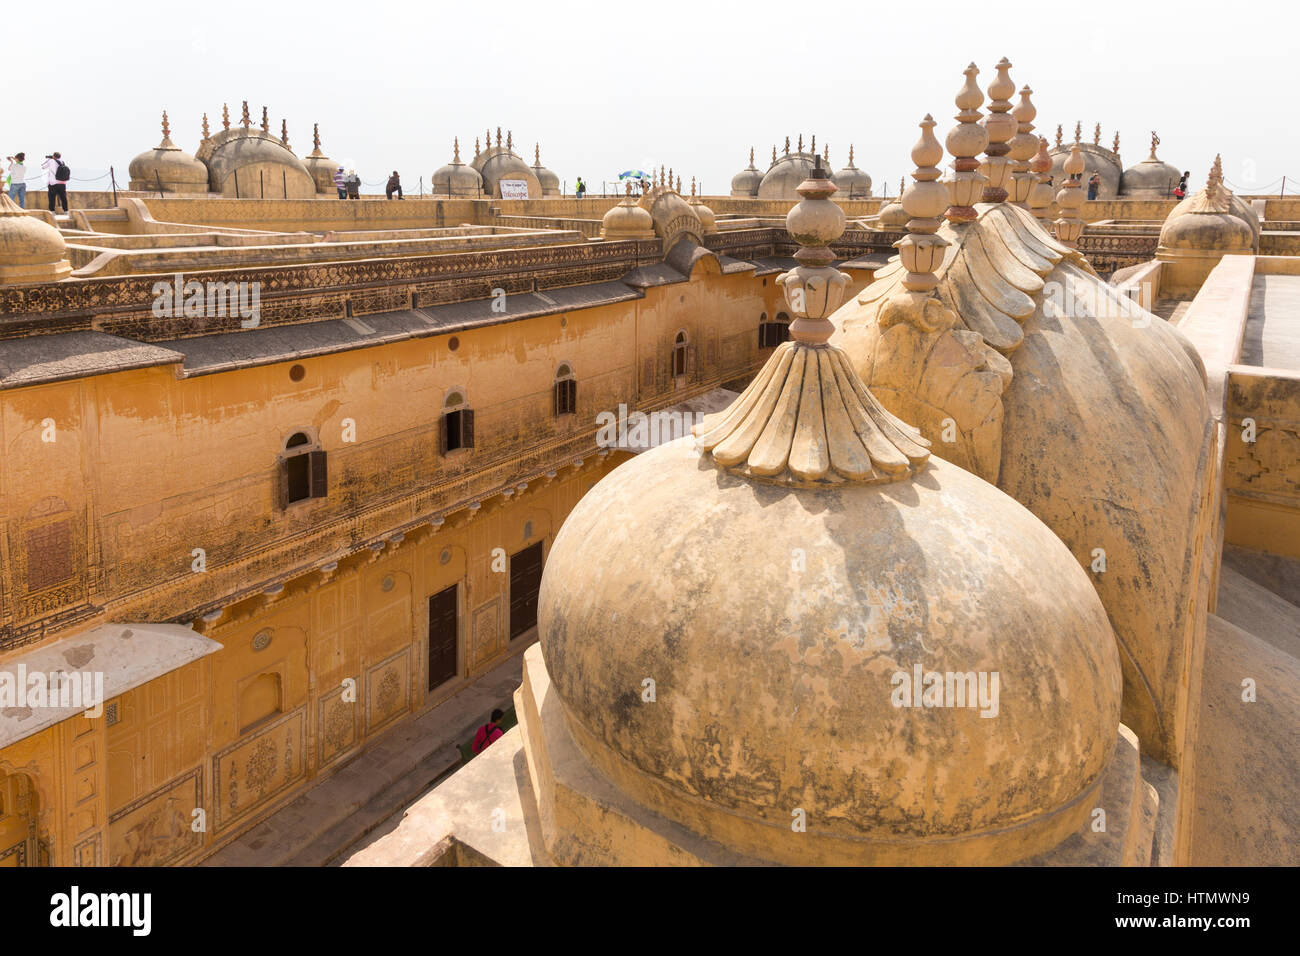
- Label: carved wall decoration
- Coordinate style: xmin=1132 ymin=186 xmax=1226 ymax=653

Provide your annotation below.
xmin=317 ymin=681 xmax=359 ymax=768
xmin=212 ymin=707 xmax=306 ymax=830
xmin=471 ymin=598 xmax=501 ymax=672
xmin=108 ymin=767 xmax=202 ymax=867
xmin=364 ymin=649 xmax=410 ymax=735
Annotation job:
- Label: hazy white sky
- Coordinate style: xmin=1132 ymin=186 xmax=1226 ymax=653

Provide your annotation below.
xmin=5 ymin=0 xmax=1297 ymax=197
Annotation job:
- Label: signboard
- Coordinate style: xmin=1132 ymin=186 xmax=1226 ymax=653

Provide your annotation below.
xmin=499 ymin=179 xmax=530 ymax=200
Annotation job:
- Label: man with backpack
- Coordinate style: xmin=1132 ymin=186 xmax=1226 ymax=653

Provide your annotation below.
xmin=472 ymin=708 xmax=505 ymax=755
xmin=1087 ymin=172 xmax=1101 ymax=201
xmin=575 ymin=176 xmax=585 ymax=199
xmin=385 ymin=170 xmax=403 ymax=200
xmin=42 ymin=151 xmax=69 ymax=213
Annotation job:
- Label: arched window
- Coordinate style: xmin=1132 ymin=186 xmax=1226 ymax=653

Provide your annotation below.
xmin=441 ymin=390 xmax=475 ymax=453
xmin=759 ymin=312 xmax=791 ymax=349
xmin=239 ymin=672 xmax=282 ymax=733
xmin=554 ymin=363 xmax=577 ymax=417
xmin=673 ymin=331 xmax=690 ymax=379
xmin=280 ymin=431 xmax=326 ymax=508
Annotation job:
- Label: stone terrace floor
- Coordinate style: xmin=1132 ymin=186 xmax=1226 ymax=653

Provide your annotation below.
xmin=1242 ymin=273 xmax=1300 ymax=369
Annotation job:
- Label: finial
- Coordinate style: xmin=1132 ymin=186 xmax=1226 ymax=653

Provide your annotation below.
xmin=222 ymin=103 xmax=230 ymax=131
xmin=474 ymin=136 xmax=480 ymax=155
xmin=1093 ymin=122 xmax=1101 ymax=146
xmin=241 ymin=101 xmax=250 ymax=129
xmin=1149 ymin=130 xmax=1160 ymax=160
xmin=313 ymin=122 xmax=321 ymax=150
xmin=898 ymin=114 xmax=951 ymax=294
xmin=749 ymin=146 xmax=755 ymax=165
xmin=1028 ymin=136 xmax=1055 ymax=224
xmin=1113 ymin=130 xmax=1120 ymax=154
xmin=694 ymin=151 xmax=930 ymax=487
xmin=784 ymin=136 xmax=790 ymax=154
xmin=798 ymin=133 xmax=804 ymax=152
xmin=534 ymin=143 xmax=540 ymax=165
xmin=899 ymin=176 xmax=905 ymax=197
xmin=1208 ymin=154 xmax=1225 ymax=190
xmin=202 ymin=112 xmax=210 ymax=141
xmin=849 ymin=144 xmax=855 ymax=166
xmin=810 ymin=133 xmax=816 ymax=155
xmin=1008 ymin=85 xmax=1039 ymax=206
xmin=676 ymin=174 xmax=682 ymax=193
xmin=261 ymin=106 xmax=269 ymax=132
xmin=454 ymin=137 xmax=462 ymax=163
xmin=772 ymin=145 xmax=778 ymax=164
xmin=161 ymin=109 xmax=172 ymax=141
xmin=945 ymin=62 xmax=988 ymax=223
xmin=668 ymin=167 xmax=674 ymax=190
xmin=691 ymin=175 xmax=696 ymax=197
xmin=1055 ymin=123 xmax=1062 ymax=148
xmin=824 ymin=143 xmax=829 ymax=163
xmin=486 ymin=128 xmax=491 ymax=150
xmin=281 ymin=118 xmax=289 ymax=148
xmin=496 ymin=127 xmax=502 ymax=147
xmin=507 ymin=130 xmax=513 ymax=151
xmin=659 ymin=166 xmax=665 ymax=186
xmin=1073 ymin=120 xmax=1082 ymax=142
xmin=1054 ymin=140 xmax=1086 ymax=248
xmin=979 ymin=57 xmax=1016 ymax=203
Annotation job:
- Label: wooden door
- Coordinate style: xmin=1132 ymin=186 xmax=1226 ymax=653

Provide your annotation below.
xmin=0 ymin=771 xmax=36 ymax=867
xmin=509 ymin=542 xmax=545 ymax=640
xmin=428 ymin=585 xmax=459 ymax=691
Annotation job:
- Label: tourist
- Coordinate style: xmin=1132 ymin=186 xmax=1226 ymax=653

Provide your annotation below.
xmin=5 ymin=153 xmax=26 ymax=207
xmin=575 ymin=176 xmax=585 ymax=199
xmin=1087 ymin=172 xmax=1101 ymax=200
xmin=385 ymin=170 xmax=403 ymax=200
xmin=1174 ymin=171 xmax=1189 ymax=199
xmin=333 ymin=166 xmax=346 ymax=199
xmin=345 ymin=169 xmax=361 ymax=200
xmin=43 ymin=151 xmax=69 ymax=213
xmin=472 ymin=709 xmax=505 ymax=755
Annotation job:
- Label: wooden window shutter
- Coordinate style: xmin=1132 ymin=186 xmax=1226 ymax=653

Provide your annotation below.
xmin=439 ymin=414 xmax=449 ymax=454
xmin=277 ymin=457 xmax=290 ymax=510
xmin=309 ymin=450 xmax=328 ymax=498
xmin=553 ymin=381 xmax=561 ymax=417
xmin=463 ymin=409 xmax=475 ymax=448
xmin=567 ymin=379 xmax=577 ymax=414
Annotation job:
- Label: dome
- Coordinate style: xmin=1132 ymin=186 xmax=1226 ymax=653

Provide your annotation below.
xmin=432 ymin=139 xmax=485 ymax=198
xmin=195 ymin=119 xmax=316 ymax=198
xmin=875 ymin=178 xmax=909 ymax=229
xmin=600 ymin=190 xmax=654 ymax=239
xmin=757 ymin=147 xmax=817 ymax=200
xmin=128 ymin=113 xmax=209 ymax=193
xmin=534 ymin=162 xmax=1122 ymax=866
xmin=302 ymin=123 xmax=337 ymax=194
xmin=530 ymin=145 xmax=561 ymax=198
xmin=475 ymin=139 xmax=542 ymax=199
xmin=729 ymin=148 xmax=762 ymax=198
xmin=687 ymin=180 xmax=717 ymax=234
xmin=1162 ymin=163 xmax=1260 ymax=245
xmin=1119 ymin=138 xmax=1181 ymax=198
xmin=1158 ymin=156 xmax=1259 ymax=269
xmin=0 ymin=193 xmax=72 ymax=284
xmin=832 ymin=144 xmax=872 ymax=198
xmin=639 ymin=184 xmax=704 ymax=252
xmin=1048 ymin=139 xmax=1122 ymax=199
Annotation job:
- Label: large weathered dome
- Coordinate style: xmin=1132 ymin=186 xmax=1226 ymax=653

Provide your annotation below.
xmin=536 ymin=161 xmax=1122 ymax=866
xmin=758 ymin=148 xmax=817 ymax=200
xmin=474 ymin=141 xmax=542 ymax=199
xmin=1048 ymin=139 xmax=1122 ymax=199
xmin=195 ymin=118 xmax=316 ymax=198
xmin=1120 ymin=138 xmax=1181 ymax=199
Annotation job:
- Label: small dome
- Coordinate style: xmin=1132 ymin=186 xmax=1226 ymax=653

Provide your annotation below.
xmin=302 ymin=124 xmax=337 ymax=194
xmin=600 ymin=192 xmax=654 ymax=240
xmin=730 ymin=149 xmax=762 ymax=198
xmin=875 ymin=179 xmax=909 ymax=229
xmin=688 ymin=180 xmax=717 ymax=234
xmin=1159 ymin=157 xmax=1258 ymax=254
xmin=833 ymin=145 xmax=872 ymax=198
xmin=0 ymin=193 xmax=72 ymax=284
xmin=530 ymin=145 xmax=561 ymax=198
xmin=433 ymin=140 xmax=485 ymax=198
xmin=1120 ymin=151 xmax=1182 ymax=199
xmin=128 ymin=113 xmax=208 ymax=193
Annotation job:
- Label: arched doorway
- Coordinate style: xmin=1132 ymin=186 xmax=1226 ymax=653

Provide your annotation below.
xmin=0 ymin=769 xmax=39 ymax=867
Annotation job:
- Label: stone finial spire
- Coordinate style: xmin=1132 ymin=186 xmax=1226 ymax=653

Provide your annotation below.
xmin=1055 ymin=123 xmax=1062 ymax=147
xmin=222 ymin=103 xmax=230 ymax=131
xmin=485 ymin=128 xmax=491 ymax=150
xmin=454 ymin=137 xmax=462 ymax=163
xmin=1208 ymin=153 xmax=1225 ymax=190
xmin=784 ymin=136 xmax=790 ymax=154
xmin=1149 ymin=130 xmax=1160 ymax=160
xmin=979 ymin=57 xmax=1016 ymax=203
xmin=749 ymin=146 xmax=755 ymax=165
xmin=690 ymin=175 xmax=696 ymax=198
xmin=1073 ymin=120 xmax=1082 ymax=142
xmin=899 ymin=176 xmax=905 ymax=197
xmin=1113 ymin=131 xmax=1120 ymax=154
xmin=659 ymin=166 xmax=665 ymax=186
xmin=496 ymin=127 xmax=502 ymax=147
xmin=159 ymin=110 xmax=174 ymax=149
xmin=474 ymin=136 xmax=480 ymax=155
xmin=1028 ymin=136 xmax=1055 ymax=224
xmin=507 ymin=130 xmax=513 ymax=151
xmin=261 ymin=106 xmax=269 ymax=132
xmin=668 ymin=167 xmax=674 ymax=190
xmin=1008 ymin=85 xmax=1039 ymax=205
xmin=534 ymin=143 xmax=540 ymax=165
xmin=945 ymin=62 xmax=988 ymax=223
xmin=240 ymin=101 xmax=250 ymax=129
xmin=1054 ymin=139 xmax=1086 ymax=247
xmin=810 ymin=133 xmax=816 ymax=155
xmin=281 ymin=119 xmax=290 ymax=148
xmin=313 ymin=123 xmax=322 ymax=151
xmin=694 ymin=153 xmax=931 ymax=487
xmin=898 ymin=114 xmax=952 ymax=294
xmin=849 ymin=144 xmax=856 ymax=166
xmin=798 ymin=133 xmax=804 ymax=152
xmin=772 ymin=145 xmax=778 ymax=164
xmin=676 ymin=174 xmax=682 ymax=193
xmin=1093 ymin=122 xmax=1101 ymax=146
xmin=202 ymin=112 xmax=210 ymax=141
